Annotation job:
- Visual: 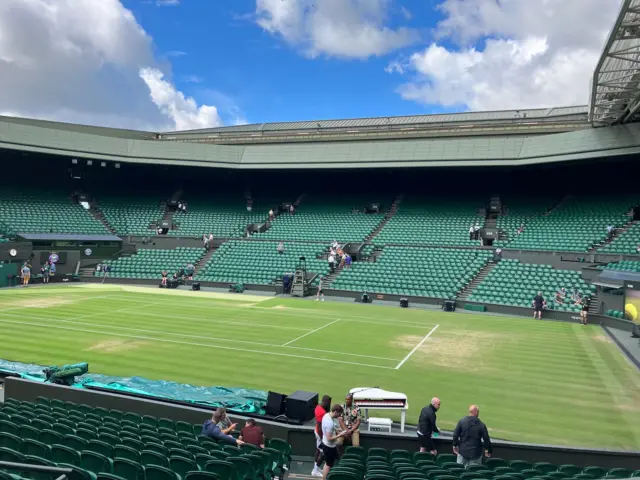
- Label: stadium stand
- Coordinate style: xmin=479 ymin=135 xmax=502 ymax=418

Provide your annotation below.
xmin=494 ymin=197 xmax=558 ymax=247
xmin=329 ymin=447 xmax=639 ymax=480
xmin=100 ymin=248 xmax=205 ymax=280
xmin=196 ymin=240 xmax=330 ymax=284
xmin=503 ymin=196 xmax=637 ymax=252
xmin=170 ymin=197 xmax=269 ymax=238
xmin=0 ymin=398 xmax=292 ymax=480
xmin=255 ymin=196 xmax=388 ymax=243
xmin=599 ymin=260 xmax=640 ymax=272
xmin=373 ymin=199 xmax=484 ymax=247
xmin=467 ymin=259 xmax=594 ymax=311
xmin=97 ymin=197 xmax=165 ymax=236
xmin=330 ymin=247 xmax=492 ymax=298
xmin=0 ymin=189 xmax=108 ymax=236
xmin=597 ymin=222 xmax=640 ymax=254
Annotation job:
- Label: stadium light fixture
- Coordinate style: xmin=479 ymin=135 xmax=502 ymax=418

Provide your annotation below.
xmin=71 ymin=158 xmax=78 ymax=165
xmin=87 ymin=160 xmax=93 ymax=166
xmin=115 ymin=163 xmax=121 ymax=169
xmin=100 ymin=162 xmax=106 ymax=167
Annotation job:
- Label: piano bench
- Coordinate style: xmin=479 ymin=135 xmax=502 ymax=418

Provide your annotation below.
xmin=368 ymin=417 xmax=393 ymax=433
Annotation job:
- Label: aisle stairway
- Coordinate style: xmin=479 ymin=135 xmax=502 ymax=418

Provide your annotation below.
xmin=458 ymin=262 xmax=496 ymax=300
xmin=324 ymin=263 xmax=344 ymax=287
xmin=91 ymin=209 xmax=117 ymax=235
xmin=366 ymin=195 xmax=402 ymax=243
xmin=193 ymin=247 xmax=217 ymax=275
xmin=588 ymin=219 xmax=637 ymax=252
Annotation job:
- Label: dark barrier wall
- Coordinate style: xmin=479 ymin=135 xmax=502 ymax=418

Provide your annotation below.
xmin=4 ymin=378 xmax=639 ymax=469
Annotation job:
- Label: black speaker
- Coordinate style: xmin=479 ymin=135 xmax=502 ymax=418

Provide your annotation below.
xmin=443 ymin=299 xmax=456 ymax=312
xmin=168 ymin=279 xmax=179 ymax=289
xmin=285 ymin=390 xmax=318 ymax=422
xmin=192 ymin=283 xmax=200 ymax=291
xmin=400 ymin=298 xmax=409 ymax=308
xmin=266 ymin=391 xmax=287 ymax=416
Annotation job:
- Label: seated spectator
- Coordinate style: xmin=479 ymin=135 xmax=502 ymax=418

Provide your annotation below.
xmin=606 ymin=225 xmax=614 ymax=238
xmin=517 ymin=224 xmax=525 ymax=235
xmin=202 ymin=412 xmax=244 ymax=446
xmin=555 ymin=288 xmax=566 ymax=304
xmin=216 ymin=408 xmax=237 ymax=435
xmin=239 ymin=418 xmax=265 ymax=448
xmin=277 ymin=242 xmax=285 ymax=255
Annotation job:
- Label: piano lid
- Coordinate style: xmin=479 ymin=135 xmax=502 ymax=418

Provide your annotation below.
xmin=350 ymin=387 xmax=407 ymax=401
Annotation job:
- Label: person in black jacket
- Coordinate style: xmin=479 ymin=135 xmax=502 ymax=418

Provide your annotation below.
xmin=452 ymin=405 xmax=492 ymax=468
xmin=417 ymin=397 xmax=441 ymax=454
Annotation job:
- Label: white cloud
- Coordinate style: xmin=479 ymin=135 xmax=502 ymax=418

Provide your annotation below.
xmin=255 ymin=0 xmax=419 ymax=59
xmin=140 ymin=68 xmax=223 ymax=131
xmin=393 ymin=0 xmax=622 ymax=110
xmin=0 ymin=0 xmax=225 ymax=131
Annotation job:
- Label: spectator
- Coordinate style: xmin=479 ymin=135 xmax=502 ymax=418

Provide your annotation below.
xmin=312 ymin=395 xmax=332 ymax=477
xmin=469 ymin=226 xmax=474 ymax=241
xmin=239 ymin=418 xmax=265 ymax=448
xmin=277 ymin=242 xmax=285 ymax=255
xmin=289 ymin=204 xmax=295 ymax=215
xmin=269 ymin=209 xmax=275 ymax=220
xmin=215 ymin=408 xmax=237 ymax=435
xmin=532 ymin=291 xmax=546 ymax=319
xmin=636 ymin=243 xmax=640 ymax=254
xmin=321 ymin=405 xmax=347 ymax=480
xmin=202 ymin=412 xmax=244 ymax=446
xmin=417 ymin=397 xmax=440 ymax=454
xmin=49 ymin=261 xmax=56 ymax=276
xmin=342 ymin=393 xmax=362 ymax=447
xmin=185 ymin=263 xmax=195 ymax=280
xmin=203 ymin=234 xmax=209 ymax=250
xmin=452 ymin=405 xmax=492 ymax=468
xmin=606 ymin=225 xmax=614 ymax=238
xmin=316 ymin=276 xmax=325 ymax=302
xmin=555 ymin=287 xmax=566 ymax=304
xmin=474 ymin=225 xmax=480 ymax=240
xmin=161 ymin=271 xmax=168 ymax=287
xmin=580 ymin=295 xmax=591 ymax=325
xmin=328 ymin=254 xmax=335 ymax=273
xmin=41 ymin=261 xmax=50 ymax=284
xmin=345 ymin=254 xmax=352 ymax=269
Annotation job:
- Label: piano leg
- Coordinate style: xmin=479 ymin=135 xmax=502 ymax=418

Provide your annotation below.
xmin=400 ymin=410 xmax=406 ymax=433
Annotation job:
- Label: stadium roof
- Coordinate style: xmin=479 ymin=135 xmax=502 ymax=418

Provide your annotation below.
xmin=590 ymin=0 xmax=640 ymax=126
xmin=164 ymin=106 xmax=588 ymax=136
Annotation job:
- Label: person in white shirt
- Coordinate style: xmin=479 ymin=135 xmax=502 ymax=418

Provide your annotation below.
xmin=469 ymin=226 xmax=474 ymax=240
xmin=277 ymin=242 xmax=284 ymax=255
xmin=269 ymin=209 xmax=274 ymax=220
xmin=321 ymin=405 xmax=347 ymax=480
xmin=328 ymin=254 xmax=335 ymax=273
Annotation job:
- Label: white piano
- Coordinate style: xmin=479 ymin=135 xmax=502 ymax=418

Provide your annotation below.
xmin=350 ymin=387 xmax=408 ymax=433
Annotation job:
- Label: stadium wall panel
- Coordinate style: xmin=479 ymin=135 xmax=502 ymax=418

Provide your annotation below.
xmin=4 ymin=378 xmax=639 ymax=467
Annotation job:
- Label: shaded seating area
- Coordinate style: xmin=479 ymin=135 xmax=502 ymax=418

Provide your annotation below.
xmin=330 ymin=247 xmax=492 ymax=298
xmin=196 ymin=240 xmax=330 ymax=285
xmin=374 ymin=200 xmax=484 ymax=247
xmin=97 ymin=197 xmax=165 ymax=236
xmin=0 ymin=398 xmax=291 ymax=480
xmin=597 ymin=222 xmax=640 ymax=255
xmin=100 ymin=248 xmax=205 ymax=280
xmin=467 ymin=259 xmax=594 ymax=311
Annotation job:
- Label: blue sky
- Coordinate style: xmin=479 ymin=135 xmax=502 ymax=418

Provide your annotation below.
xmin=0 ymin=0 xmax=618 ymax=131
xmin=124 ymin=0 xmax=453 ymax=124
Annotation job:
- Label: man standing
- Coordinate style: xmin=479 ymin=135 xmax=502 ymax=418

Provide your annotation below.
xmin=312 ymin=395 xmax=331 ymax=477
xmin=532 ymin=291 xmax=545 ymax=320
xmin=417 ymin=397 xmax=440 ymax=454
xmin=321 ymin=405 xmax=347 ymax=480
xmin=316 ymin=276 xmax=325 ymax=302
xmin=342 ymin=393 xmax=362 ymax=447
xmin=452 ymin=405 xmax=492 ymax=468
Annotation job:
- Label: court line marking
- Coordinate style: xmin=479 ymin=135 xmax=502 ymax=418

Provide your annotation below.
xmin=0 ymin=312 xmax=401 ymax=362
xmin=101 ymin=295 xmax=435 ymax=328
xmin=0 ymin=317 xmax=396 ymax=370
xmin=281 ymin=319 xmax=341 ymax=347
xmin=395 ymin=324 xmax=439 ymax=370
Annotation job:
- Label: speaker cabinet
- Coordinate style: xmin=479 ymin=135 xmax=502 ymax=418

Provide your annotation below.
xmin=192 ymin=283 xmax=201 ymax=291
xmin=443 ymin=299 xmax=456 ymax=312
xmin=266 ymin=391 xmax=287 ymax=417
xmin=400 ymin=298 xmax=409 ymax=308
xmin=285 ymin=390 xmax=318 ymax=422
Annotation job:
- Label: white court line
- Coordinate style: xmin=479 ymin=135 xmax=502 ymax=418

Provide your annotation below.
xmin=281 ymin=319 xmax=341 ymax=347
xmin=105 ymin=295 xmax=434 ymax=329
xmin=0 ymin=312 xmax=400 ymax=362
xmin=394 ymin=324 xmax=439 ymax=370
xmin=0 ymin=317 xmax=395 ymax=370
xmin=123 ymin=309 xmax=310 ymax=331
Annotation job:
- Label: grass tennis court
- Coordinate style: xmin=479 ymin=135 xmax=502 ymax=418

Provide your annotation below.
xmin=0 ymin=284 xmax=638 ymax=451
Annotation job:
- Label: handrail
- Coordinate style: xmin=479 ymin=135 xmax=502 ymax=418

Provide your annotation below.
xmin=0 ymin=460 xmax=72 ymax=480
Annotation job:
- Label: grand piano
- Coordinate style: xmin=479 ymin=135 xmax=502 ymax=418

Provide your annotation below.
xmin=350 ymin=387 xmax=408 ymax=433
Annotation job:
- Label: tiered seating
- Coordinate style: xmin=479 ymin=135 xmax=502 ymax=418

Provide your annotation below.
xmin=0 ymin=190 xmax=108 ymax=235
xmin=98 ymin=198 xmax=165 ymax=236
xmin=171 ymin=197 xmax=268 ymax=238
xmin=196 ymin=241 xmax=330 ymax=284
xmin=255 ymin=196 xmax=386 ymax=243
xmin=0 ymin=398 xmax=292 ymax=480
xmin=101 ymin=248 xmax=204 ymax=280
xmin=598 ymin=222 xmax=640 ymax=255
xmin=468 ymin=259 xmax=593 ymax=311
xmin=328 ymin=446 xmax=638 ymax=480
xmin=331 ymin=247 xmax=491 ymax=298
xmin=495 ymin=198 xmax=556 ymax=247
xmin=374 ymin=199 xmax=484 ymax=247
xmin=504 ymin=196 xmax=638 ymax=252
xmin=599 ymin=260 xmax=640 ymax=272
